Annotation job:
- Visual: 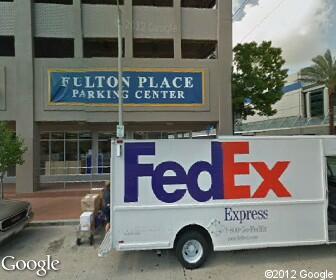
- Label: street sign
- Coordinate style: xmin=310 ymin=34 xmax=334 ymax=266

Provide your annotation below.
xmin=116 ymin=125 xmax=124 ymax=138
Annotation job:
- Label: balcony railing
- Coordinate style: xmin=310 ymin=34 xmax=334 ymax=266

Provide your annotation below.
xmin=235 ymin=115 xmax=334 ymax=133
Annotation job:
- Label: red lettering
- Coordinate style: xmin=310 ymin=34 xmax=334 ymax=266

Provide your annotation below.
xmin=251 ymin=162 xmax=291 ymax=198
xmin=223 ymin=142 xmax=251 ymax=199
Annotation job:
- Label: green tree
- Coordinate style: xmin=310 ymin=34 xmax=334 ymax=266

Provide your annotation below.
xmin=233 ymin=41 xmax=288 ymax=120
xmin=301 ymin=49 xmax=336 ymax=135
xmin=0 ymin=122 xmax=27 ymax=199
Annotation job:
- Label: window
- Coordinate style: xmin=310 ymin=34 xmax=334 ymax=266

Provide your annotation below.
xmin=79 ymin=140 xmax=92 ymax=174
xmin=133 ymin=39 xmax=174 ymax=58
xmin=82 ymin=0 xmax=124 ymax=4
xmin=34 ymin=0 xmax=73 ymax=4
xmin=310 ymin=91 xmax=324 ymax=117
xmin=6 ymin=166 xmax=16 ymax=177
xmin=134 ymin=131 xmax=191 ymax=139
xmin=40 ymin=140 xmax=50 ymax=175
xmin=65 ymin=139 xmax=78 ymax=175
xmin=83 ymin=38 xmax=124 ymax=58
xmin=34 ymin=38 xmax=74 ymax=58
xmin=0 ymin=0 xmax=14 ymax=2
xmin=98 ymin=133 xmax=115 ymax=174
xmin=182 ymin=40 xmax=217 ymax=59
xmin=50 ymin=140 xmax=65 ymax=175
xmin=40 ymin=132 xmax=92 ymax=175
xmin=0 ymin=36 xmax=15 ymax=57
xmin=181 ymin=0 xmax=216 ymax=8
xmin=133 ymin=0 xmax=173 ymax=6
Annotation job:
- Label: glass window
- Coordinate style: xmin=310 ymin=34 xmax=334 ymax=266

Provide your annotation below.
xmin=79 ymin=132 xmax=91 ymax=139
xmin=51 ymin=132 xmax=64 ymax=140
xmin=79 ymin=141 xmax=92 ymax=174
xmin=82 ymin=0 xmax=124 ymax=4
xmin=65 ymin=132 xmax=78 ymax=139
xmin=98 ymin=133 xmax=115 ymax=140
xmin=40 ymin=132 xmax=50 ymax=140
xmin=134 ymin=132 xmax=146 ymax=140
xmin=40 ymin=131 xmax=94 ymax=176
xmin=98 ymin=140 xmax=111 ymax=174
xmin=40 ymin=141 xmax=49 ymax=175
xmin=310 ymin=91 xmax=324 ymax=117
xmin=147 ymin=132 xmax=162 ymax=139
xmin=6 ymin=166 xmax=16 ymax=177
xmin=50 ymin=141 xmax=65 ymax=175
xmin=98 ymin=133 xmax=114 ymax=174
xmin=65 ymin=141 xmax=79 ymax=175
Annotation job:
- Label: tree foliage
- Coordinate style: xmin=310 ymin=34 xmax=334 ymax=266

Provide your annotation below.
xmin=301 ymin=49 xmax=336 ymax=134
xmin=0 ymin=122 xmax=27 ymax=178
xmin=232 ymin=41 xmax=288 ymax=120
xmin=301 ymin=49 xmax=336 ymax=90
xmin=0 ymin=122 xmax=27 ymax=199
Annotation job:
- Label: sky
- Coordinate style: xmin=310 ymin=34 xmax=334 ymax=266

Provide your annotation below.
xmin=232 ymin=0 xmax=336 ymax=74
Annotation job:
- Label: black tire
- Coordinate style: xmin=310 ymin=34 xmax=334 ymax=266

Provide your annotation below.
xmin=175 ymin=230 xmax=210 ymax=269
xmin=76 ymin=238 xmax=81 ymax=246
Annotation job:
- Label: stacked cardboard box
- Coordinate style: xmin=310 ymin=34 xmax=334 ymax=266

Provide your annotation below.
xmin=81 ymin=194 xmax=101 ymax=214
xmin=79 ymin=193 xmax=102 ymax=231
xmin=90 ymin=188 xmax=105 ymax=208
xmin=80 ymin=212 xmax=94 ymax=231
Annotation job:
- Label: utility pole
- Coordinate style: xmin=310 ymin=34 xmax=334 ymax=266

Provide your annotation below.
xmin=116 ymin=0 xmax=124 ymax=139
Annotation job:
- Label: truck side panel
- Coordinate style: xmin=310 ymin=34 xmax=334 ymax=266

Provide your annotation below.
xmin=111 ymin=138 xmax=327 ymax=251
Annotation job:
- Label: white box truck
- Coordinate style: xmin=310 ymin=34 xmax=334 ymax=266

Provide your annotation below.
xmin=99 ymin=136 xmax=336 ymax=269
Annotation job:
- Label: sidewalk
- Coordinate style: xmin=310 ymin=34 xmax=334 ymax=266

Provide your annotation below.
xmin=4 ymin=184 xmax=91 ymax=222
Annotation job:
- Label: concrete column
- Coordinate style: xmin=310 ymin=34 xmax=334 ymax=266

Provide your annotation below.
xmin=14 ymin=0 xmax=38 ymax=193
xmin=92 ymin=131 xmax=99 ymax=175
xmin=173 ymin=0 xmax=182 ymax=59
xmin=73 ymin=0 xmax=83 ymax=58
xmin=324 ymin=87 xmax=329 ymax=118
xmin=217 ymin=0 xmax=233 ymax=135
xmin=299 ymin=90 xmax=304 ymax=117
xmin=124 ymin=0 xmax=133 ymax=58
xmin=306 ymin=92 xmax=311 ymax=118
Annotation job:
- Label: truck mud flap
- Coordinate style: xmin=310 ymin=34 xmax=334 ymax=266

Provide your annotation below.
xmin=98 ymin=228 xmax=112 ymax=257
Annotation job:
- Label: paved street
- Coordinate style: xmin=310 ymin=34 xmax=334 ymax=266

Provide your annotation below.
xmin=1 ymin=225 xmax=336 ymax=280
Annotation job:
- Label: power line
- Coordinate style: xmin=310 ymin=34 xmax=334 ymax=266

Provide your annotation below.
xmin=232 ymin=0 xmax=252 ymax=19
xmin=239 ymin=0 xmax=288 ymax=43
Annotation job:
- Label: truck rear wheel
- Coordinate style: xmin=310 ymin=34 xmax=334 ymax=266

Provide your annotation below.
xmin=175 ymin=230 xmax=209 ymax=269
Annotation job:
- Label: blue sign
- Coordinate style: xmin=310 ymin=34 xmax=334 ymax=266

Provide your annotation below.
xmin=49 ymin=69 xmax=205 ymax=107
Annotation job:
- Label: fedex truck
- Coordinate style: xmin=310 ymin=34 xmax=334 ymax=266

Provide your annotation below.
xmin=99 ymin=136 xmax=336 ymax=269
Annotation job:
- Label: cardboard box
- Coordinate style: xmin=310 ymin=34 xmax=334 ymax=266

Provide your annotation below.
xmin=80 ymin=211 xmax=94 ymax=231
xmin=90 ymin=188 xmax=105 ymax=209
xmin=90 ymin=187 xmax=104 ymax=200
xmin=81 ymin=194 xmax=100 ymax=213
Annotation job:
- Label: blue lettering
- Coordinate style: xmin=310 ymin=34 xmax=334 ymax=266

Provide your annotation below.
xmin=152 ymin=162 xmax=187 ymax=203
xmin=124 ymin=143 xmax=155 ymax=202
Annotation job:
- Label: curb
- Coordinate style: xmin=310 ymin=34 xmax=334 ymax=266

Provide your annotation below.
xmin=28 ymin=219 xmax=79 ymax=227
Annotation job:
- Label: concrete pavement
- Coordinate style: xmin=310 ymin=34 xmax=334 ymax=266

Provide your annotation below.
xmin=1 ymin=226 xmax=336 ymax=280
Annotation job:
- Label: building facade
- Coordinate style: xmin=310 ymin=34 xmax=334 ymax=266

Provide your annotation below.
xmin=236 ymin=74 xmax=330 ymax=135
xmin=0 ymin=0 xmax=232 ymax=193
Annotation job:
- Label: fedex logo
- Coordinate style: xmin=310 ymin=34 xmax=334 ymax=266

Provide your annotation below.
xmin=124 ymin=142 xmax=292 ymax=203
